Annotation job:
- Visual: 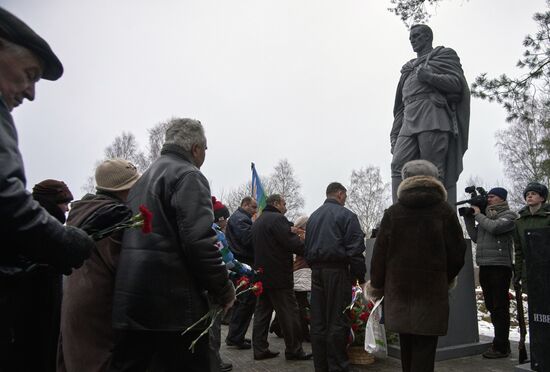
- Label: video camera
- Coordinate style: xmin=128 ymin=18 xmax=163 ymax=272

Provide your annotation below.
xmin=455 ymin=185 xmax=488 ymax=217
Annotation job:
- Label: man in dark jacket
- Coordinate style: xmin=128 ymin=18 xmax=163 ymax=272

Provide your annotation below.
xmin=0 ymin=7 xmax=92 ymax=277
xmin=0 ymin=7 xmax=93 ymax=368
xmin=368 ymin=160 xmax=466 ymax=372
xmin=225 ymin=196 xmax=258 ymax=349
xmin=464 ymin=187 xmax=517 ymax=359
xmin=305 ymin=182 xmax=366 ymax=372
xmin=251 ymin=194 xmax=312 ymax=361
xmin=514 ymin=182 xmax=550 ymax=293
xmin=110 ymin=119 xmax=235 ymax=372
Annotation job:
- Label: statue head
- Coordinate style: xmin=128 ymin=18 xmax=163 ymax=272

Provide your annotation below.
xmin=409 ymin=24 xmax=433 ymax=55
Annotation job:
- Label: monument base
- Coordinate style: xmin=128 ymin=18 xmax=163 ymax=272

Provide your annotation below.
xmin=515 ymin=362 xmax=534 ymax=371
xmin=388 ymin=341 xmax=490 ymax=362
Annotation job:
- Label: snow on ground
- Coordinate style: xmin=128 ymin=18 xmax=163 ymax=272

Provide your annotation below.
xmin=475 ymin=286 xmax=528 ymax=343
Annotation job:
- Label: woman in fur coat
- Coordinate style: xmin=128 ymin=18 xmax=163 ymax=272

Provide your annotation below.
xmin=367 ymin=160 xmax=466 ymax=372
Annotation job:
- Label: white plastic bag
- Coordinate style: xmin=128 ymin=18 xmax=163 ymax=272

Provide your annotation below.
xmin=364 ymin=296 xmax=387 ymax=358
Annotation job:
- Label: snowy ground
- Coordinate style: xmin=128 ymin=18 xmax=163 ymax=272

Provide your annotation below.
xmin=476 ymin=286 xmax=528 ymax=343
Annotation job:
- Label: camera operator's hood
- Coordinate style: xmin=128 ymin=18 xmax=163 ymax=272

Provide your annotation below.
xmin=397 ymin=176 xmax=447 ymax=208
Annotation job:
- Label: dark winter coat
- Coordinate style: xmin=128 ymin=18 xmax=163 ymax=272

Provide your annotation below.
xmin=0 ymin=98 xmax=68 ymax=271
xmin=305 ymin=198 xmax=366 ymax=283
xmin=253 ymin=205 xmax=304 ymax=289
xmin=464 ymin=202 xmax=517 ymax=267
xmin=514 ymin=203 xmax=550 ymax=289
xmin=112 ymin=144 xmax=233 ymax=331
xmin=369 ymin=176 xmax=466 ymax=336
xmin=225 ymin=207 xmax=254 ymax=265
xmin=57 ymin=193 xmax=130 ymax=372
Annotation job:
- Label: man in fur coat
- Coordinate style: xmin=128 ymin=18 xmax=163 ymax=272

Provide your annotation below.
xmin=368 ymin=160 xmax=466 ymax=372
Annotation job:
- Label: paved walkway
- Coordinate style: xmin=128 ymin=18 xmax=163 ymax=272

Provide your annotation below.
xmin=219 ymin=325 xmax=524 ymax=371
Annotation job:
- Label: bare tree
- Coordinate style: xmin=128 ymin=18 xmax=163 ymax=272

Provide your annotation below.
xmin=267 ymin=159 xmax=305 ymax=222
xmin=346 ymin=165 xmax=390 ymax=237
xmin=104 ymin=131 xmax=148 ymax=172
xmin=81 ymin=175 xmax=96 ymax=194
xmin=147 ymin=121 xmax=170 ymax=164
xmin=82 ymin=132 xmax=147 ymax=192
xmin=495 ymin=97 xmax=550 ymax=206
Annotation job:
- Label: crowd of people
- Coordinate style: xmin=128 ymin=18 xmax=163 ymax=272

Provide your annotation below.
xmin=2 ymin=6 xmax=550 ymax=372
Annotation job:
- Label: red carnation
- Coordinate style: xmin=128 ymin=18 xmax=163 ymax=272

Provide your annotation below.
xmin=359 ymin=311 xmax=369 ymax=321
xmin=139 ymin=205 xmax=153 ymax=234
xmin=251 ymin=281 xmax=264 ymax=297
xmin=236 ymin=276 xmax=250 ymax=290
xmin=351 ymin=323 xmax=359 ymax=331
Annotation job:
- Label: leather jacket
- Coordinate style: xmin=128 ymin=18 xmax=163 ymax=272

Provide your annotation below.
xmin=112 ymin=144 xmax=234 ymax=331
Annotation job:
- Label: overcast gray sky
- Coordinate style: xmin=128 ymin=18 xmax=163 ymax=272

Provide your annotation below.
xmin=5 ymin=0 xmax=546 ymax=214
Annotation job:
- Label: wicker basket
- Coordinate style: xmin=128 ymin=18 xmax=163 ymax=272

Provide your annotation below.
xmin=347 ymin=346 xmax=375 ymax=365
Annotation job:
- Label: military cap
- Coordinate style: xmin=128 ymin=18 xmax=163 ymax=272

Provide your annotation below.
xmin=0 ymin=7 xmax=63 ymax=80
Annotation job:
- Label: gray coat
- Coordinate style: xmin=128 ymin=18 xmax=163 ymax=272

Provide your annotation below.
xmin=464 ymin=203 xmax=518 ymax=267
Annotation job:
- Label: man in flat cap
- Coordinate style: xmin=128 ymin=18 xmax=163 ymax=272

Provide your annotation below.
xmin=0 ymin=7 xmax=93 ymax=368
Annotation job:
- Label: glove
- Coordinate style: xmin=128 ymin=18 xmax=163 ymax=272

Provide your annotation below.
xmin=50 ymin=226 xmax=94 ymax=275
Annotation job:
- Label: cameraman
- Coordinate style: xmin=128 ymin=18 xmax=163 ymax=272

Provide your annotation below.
xmin=463 ymin=187 xmax=518 ymax=359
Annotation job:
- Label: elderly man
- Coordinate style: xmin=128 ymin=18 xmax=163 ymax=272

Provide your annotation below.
xmin=305 ymin=182 xmax=366 ymax=372
xmin=368 ymin=160 xmax=466 ymax=372
xmin=252 ymin=194 xmax=312 ymax=361
xmin=110 ymin=119 xmax=235 ymax=372
xmin=0 ymin=8 xmax=93 ymax=369
xmin=390 ymin=24 xmax=470 ymax=205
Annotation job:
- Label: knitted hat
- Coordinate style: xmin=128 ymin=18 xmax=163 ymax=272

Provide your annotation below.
xmin=0 ymin=7 xmax=63 ymax=80
xmin=95 ymin=159 xmax=140 ymax=192
xmin=488 ymin=187 xmax=508 ymax=201
xmin=523 ymin=182 xmax=548 ymax=202
xmin=212 ymin=196 xmax=229 ymax=222
xmin=32 ymin=179 xmax=73 ymax=203
xmin=401 ymin=160 xmax=439 ymax=179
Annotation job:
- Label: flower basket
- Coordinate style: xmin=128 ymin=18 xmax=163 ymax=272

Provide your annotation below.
xmin=347 ymin=346 xmax=375 ymax=365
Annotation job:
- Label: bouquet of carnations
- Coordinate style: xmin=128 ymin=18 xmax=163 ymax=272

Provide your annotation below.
xmin=81 ymin=204 xmax=153 ymax=241
xmin=182 ymin=269 xmax=264 ymax=352
xmin=344 ymin=282 xmax=374 ymax=347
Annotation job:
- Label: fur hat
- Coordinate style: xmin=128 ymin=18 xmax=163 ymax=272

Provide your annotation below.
xmin=523 ymin=182 xmax=548 ymax=202
xmin=95 ymin=159 xmax=140 ymax=192
xmin=0 ymin=7 xmax=63 ymax=80
xmin=488 ymin=187 xmax=508 ymax=201
xmin=32 ymin=179 xmax=73 ymax=203
xmin=401 ymin=160 xmax=439 ymax=179
xmin=212 ymin=196 xmax=229 ymax=222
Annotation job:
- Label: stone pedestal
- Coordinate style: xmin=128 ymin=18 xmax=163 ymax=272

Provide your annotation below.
xmin=365 ymin=238 xmax=489 ymax=361
xmin=524 ymin=227 xmax=550 ymax=371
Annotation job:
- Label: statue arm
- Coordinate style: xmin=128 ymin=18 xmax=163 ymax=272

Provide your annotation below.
xmin=390 ymin=75 xmax=406 ymax=153
xmin=426 ymin=72 xmax=462 ymax=93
